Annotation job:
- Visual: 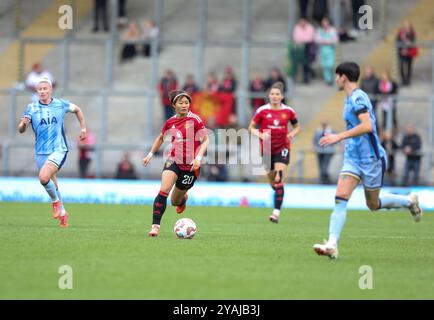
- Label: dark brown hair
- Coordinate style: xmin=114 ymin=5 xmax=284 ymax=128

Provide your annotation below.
xmin=168 ymin=90 xmax=192 ymax=105
xmin=269 ymin=81 xmax=285 ymax=94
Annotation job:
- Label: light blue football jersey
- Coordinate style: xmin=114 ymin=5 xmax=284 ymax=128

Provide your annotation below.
xmin=343 ymin=89 xmax=386 ymax=161
xmin=21 ymin=98 xmax=74 ymax=155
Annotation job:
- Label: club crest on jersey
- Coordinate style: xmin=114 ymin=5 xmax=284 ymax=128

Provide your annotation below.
xmin=281 ymin=114 xmax=288 ymax=119
xmin=39 ymin=117 xmax=57 ymax=125
xmin=273 ymin=119 xmax=279 ymax=126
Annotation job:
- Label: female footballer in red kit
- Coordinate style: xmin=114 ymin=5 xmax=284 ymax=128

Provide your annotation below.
xmin=248 ymin=82 xmax=301 ymax=223
xmin=143 ymin=90 xmax=209 ymax=237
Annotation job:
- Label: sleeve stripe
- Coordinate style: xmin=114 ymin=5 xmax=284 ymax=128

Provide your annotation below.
xmin=189 ymin=112 xmax=203 ymax=123
xmin=255 ymin=104 xmax=270 ymax=114
xmin=282 ymin=104 xmax=296 ymax=113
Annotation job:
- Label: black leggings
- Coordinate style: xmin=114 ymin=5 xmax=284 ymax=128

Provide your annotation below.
xmin=399 ymin=56 xmax=413 ymax=85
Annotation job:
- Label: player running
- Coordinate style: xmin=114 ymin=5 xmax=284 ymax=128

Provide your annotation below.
xmin=18 ymin=77 xmax=87 ymax=228
xmin=313 ymin=62 xmax=423 ymax=259
xmin=248 ymin=82 xmax=301 ymax=223
xmin=143 ymin=90 xmax=209 ymax=237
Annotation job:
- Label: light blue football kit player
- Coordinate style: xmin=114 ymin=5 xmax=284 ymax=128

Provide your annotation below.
xmin=24 ymin=98 xmax=71 ymax=170
xmin=341 ymin=89 xmax=387 ymax=190
xmin=18 ymin=77 xmax=87 ymax=227
xmin=313 ymin=62 xmax=423 ymax=259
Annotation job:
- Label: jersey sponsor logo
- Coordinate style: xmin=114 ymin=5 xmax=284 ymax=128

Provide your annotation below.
xmin=39 ymin=116 xmax=58 ymax=126
xmin=273 ymin=119 xmax=279 ymax=126
xmin=174 ymin=130 xmax=189 ymax=143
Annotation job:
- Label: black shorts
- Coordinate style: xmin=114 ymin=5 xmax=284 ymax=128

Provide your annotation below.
xmin=163 ymin=160 xmax=199 ymax=190
xmin=263 ymin=148 xmax=290 ymax=172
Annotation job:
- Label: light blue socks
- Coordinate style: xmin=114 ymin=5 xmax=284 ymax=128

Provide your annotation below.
xmin=379 ymin=194 xmax=411 ymax=209
xmin=328 ymin=197 xmax=348 ymax=245
xmin=42 ymin=180 xmax=59 ymax=202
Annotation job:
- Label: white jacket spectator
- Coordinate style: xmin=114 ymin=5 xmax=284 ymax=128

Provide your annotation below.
xmin=25 ymin=63 xmax=56 ymax=101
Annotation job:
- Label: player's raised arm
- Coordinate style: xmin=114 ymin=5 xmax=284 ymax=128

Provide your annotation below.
xmin=143 ymin=133 xmax=164 ymax=166
xmin=70 ymin=103 xmax=87 ymax=141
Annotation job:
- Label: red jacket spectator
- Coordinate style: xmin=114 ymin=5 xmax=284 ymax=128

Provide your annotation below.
xmin=159 ymin=69 xmax=178 ymax=120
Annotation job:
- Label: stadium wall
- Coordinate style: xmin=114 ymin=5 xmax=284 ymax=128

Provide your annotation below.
xmin=0 ymin=177 xmax=433 ymax=211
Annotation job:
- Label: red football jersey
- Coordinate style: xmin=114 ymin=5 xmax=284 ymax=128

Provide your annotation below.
xmin=162 ymin=111 xmax=207 ymax=171
xmin=252 ymin=103 xmax=298 ymax=155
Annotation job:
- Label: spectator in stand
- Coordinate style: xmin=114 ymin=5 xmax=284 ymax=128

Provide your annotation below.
xmin=117 ymin=0 xmax=128 ymax=27
xmin=227 ymin=113 xmax=240 ymax=130
xmin=249 ymin=72 xmax=266 ymax=112
xmin=77 ymin=127 xmax=96 ymax=179
xmin=380 ymin=130 xmax=399 ymax=186
xmin=220 ymin=66 xmax=237 ymax=93
xmin=312 ymin=0 xmax=328 ymax=24
xmin=337 ymin=27 xmax=356 ymax=43
xmin=313 ymin=121 xmax=336 ymax=184
xmin=142 ymin=20 xmax=159 ymax=58
xmin=159 ymin=69 xmax=178 ymax=120
xmin=351 ymin=0 xmax=366 ymax=36
xmin=291 ymin=18 xmax=316 ymax=84
xmin=360 ymin=65 xmax=379 ymax=117
xmin=264 ymin=68 xmax=287 ymax=92
xmin=315 ymin=17 xmax=339 ymax=86
xmin=204 ymin=72 xmax=220 ymax=93
xmin=120 ymin=20 xmax=141 ymax=63
xmin=299 ymin=0 xmax=309 ymax=19
xmin=25 ymin=63 xmax=56 ymax=102
xmin=207 ymin=163 xmax=228 ymax=182
xmin=182 ymin=74 xmax=199 ymax=95
xmin=402 ymin=124 xmax=422 ymax=186
xmin=377 ymin=71 xmax=398 ymax=131
xmin=396 ymin=21 xmax=417 ymax=86
xmin=115 ymin=152 xmax=138 ymax=180
xmin=92 ymin=0 xmax=109 ymax=32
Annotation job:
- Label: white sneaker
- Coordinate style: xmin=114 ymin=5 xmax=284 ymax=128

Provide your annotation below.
xmin=269 ymin=213 xmax=279 ymax=223
xmin=148 ymin=224 xmax=160 ymax=237
xmin=313 ymin=241 xmax=339 ymax=259
xmin=408 ymin=193 xmax=423 ymax=222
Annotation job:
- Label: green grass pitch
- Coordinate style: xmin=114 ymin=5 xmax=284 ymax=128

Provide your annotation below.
xmin=0 ymin=202 xmax=433 ymax=299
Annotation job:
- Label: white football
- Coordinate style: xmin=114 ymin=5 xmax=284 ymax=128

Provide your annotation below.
xmin=173 ymin=218 xmax=197 ymax=239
